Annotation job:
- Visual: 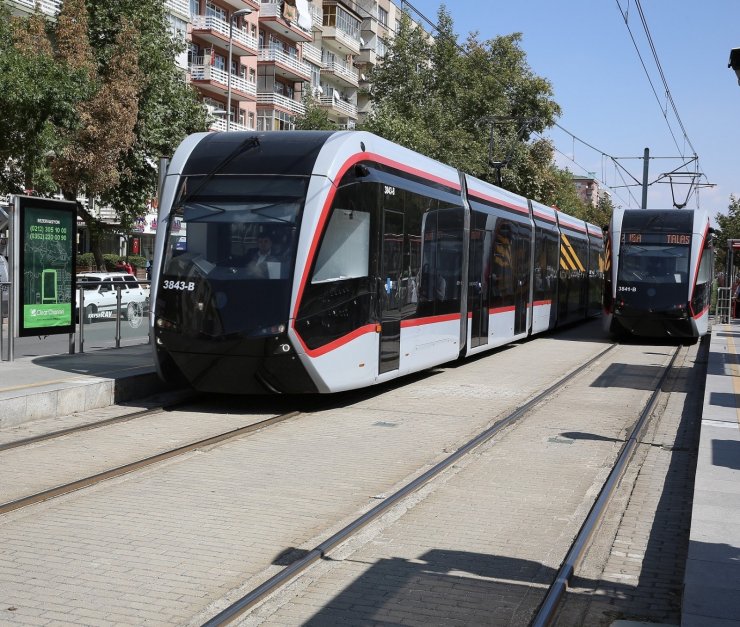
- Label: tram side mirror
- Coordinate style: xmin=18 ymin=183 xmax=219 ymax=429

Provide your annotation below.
xmin=729 ymin=48 xmax=740 ymax=85
xmin=354 ymin=164 xmax=370 ymax=178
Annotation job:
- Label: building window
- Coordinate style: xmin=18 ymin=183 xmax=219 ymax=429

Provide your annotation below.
xmin=376 ymin=38 xmax=386 ymax=57
xmin=335 ymin=6 xmax=359 ymax=39
xmin=310 ymin=63 xmax=320 ymax=87
xmin=378 ymin=6 xmax=388 ymax=26
xmin=190 ymin=0 xmax=200 ymax=16
xmin=188 ymin=43 xmax=201 ymax=64
xmin=213 ymin=54 xmax=225 ymax=71
xmin=205 ymin=1 xmax=225 ymax=21
xmin=248 ymin=112 xmax=255 ymax=129
xmin=249 ymin=67 xmax=256 ymax=83
xmin=322 ymin=4 xmax=336 ymax=27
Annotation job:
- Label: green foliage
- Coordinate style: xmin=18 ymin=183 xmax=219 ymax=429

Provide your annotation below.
xmin=76 ymin=252 xmax=96 ymax=269
xmin=295 ymin=91 xmax=337 ymax=130
xmin=714 ymin=195 xmax=740 ymax=273
xmin=362 ymin=5 xmax=582 ymax=209
xmin=0 ymin=4 xmax=90 ymax=193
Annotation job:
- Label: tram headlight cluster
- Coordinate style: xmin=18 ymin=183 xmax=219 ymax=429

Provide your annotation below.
xmin=156 ymin=316 xmax=177 ymax=330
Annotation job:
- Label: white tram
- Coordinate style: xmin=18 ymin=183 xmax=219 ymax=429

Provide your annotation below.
xmin=152 ymin=131 xmax=603 ymax=393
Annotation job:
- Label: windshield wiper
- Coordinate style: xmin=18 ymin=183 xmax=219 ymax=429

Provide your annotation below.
xmin=175 ymin=135 xmax=261 ymax=210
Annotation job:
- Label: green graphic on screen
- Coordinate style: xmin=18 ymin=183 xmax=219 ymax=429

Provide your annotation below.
xmin=22 ymin=207 xmax=74 ymax=329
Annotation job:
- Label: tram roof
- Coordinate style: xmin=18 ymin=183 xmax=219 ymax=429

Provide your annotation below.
xmin=181 ymin=131 xmax=336 ymax=177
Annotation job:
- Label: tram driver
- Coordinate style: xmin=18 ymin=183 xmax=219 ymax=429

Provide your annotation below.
xmin=245 ymin=232 xmax=281 ymax=279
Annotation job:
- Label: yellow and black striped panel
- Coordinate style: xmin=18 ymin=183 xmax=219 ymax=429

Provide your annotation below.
xmin=560 ymin=234 xmax=585 ymax=272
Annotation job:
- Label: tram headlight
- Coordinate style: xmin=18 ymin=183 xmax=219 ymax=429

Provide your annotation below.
xmin=156 ymin=316 xmax=176 ymax=330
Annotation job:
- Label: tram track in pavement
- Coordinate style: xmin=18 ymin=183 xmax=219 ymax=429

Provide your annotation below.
xmin=195 ymin=339 xmax=700 ymax=627
xmin=0 ymin=407 xmax=302 ymax=516
xmin=4 ymin=324 xmax=689 ymax=625
xmin=530 ymin=342 xmax=685 ymax=626
xmin=196 ymin=342 xmax=619 ymax=626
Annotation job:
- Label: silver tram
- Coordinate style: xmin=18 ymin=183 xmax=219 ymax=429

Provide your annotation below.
xmin=151 ymin=131 xmax=603 ymax=393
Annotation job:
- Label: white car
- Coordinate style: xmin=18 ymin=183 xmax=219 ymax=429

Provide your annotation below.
xmin=76 ymin=272 xmax=150 ymax=322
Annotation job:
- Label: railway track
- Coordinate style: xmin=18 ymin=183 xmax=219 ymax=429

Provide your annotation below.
xmin=197 ymin=339 xmax=703 ymax=626
xmin=0 ymin=329 xmax=703 ymax=626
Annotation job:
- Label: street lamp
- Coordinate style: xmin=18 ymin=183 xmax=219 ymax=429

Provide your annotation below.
xmin=226 ymin=8 xmax=253 ymax=132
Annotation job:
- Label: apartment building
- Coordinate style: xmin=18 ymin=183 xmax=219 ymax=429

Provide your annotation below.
xmin=572 ymin=174 xmax=609 ymax=208
xmin=9 ymin=0 xmax=419 ymax=132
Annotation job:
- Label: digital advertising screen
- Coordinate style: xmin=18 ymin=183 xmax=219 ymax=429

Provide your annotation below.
xmin=16 ymin=196 xmax=77 ymax=337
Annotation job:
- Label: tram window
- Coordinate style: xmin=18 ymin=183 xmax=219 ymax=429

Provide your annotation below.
xmin=312 ymin=208 xmax=370 ymax=283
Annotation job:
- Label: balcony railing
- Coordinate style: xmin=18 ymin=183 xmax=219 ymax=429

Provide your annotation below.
xmin=10 ymin=0 xmax=60 ymax=15
xmin=302 ymin=43 xmax=322 ymax=67
xmin=258 ymin=48 xmax=312 ymax=79
xmin=164 ymin=0 xmax=189 ymax=18
xmin=257 ymin=92 xmax=306 ymax=116
xmin=319 ymin=96 xmax=357 ymax=119
xmin=192 ymin=15 xmax=259 ymax=52
xmin=259 ymin=2 xmax=313 ymax=39
xmin=309 ymin=4 xmax=322 ymax=28
xmin=323 ymin=26 xmax=361 ymax=55
xmin=190 ymin=64 xmax=257 ymax=97
xmin=209 ymin=117 xmax=254 ymax=132
xmin=322 ymin=60 xmax=358 ymax=86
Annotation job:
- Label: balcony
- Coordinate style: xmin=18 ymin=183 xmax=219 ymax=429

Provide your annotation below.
xmin=318 ymin=95 xmax=357 ymax=120
xmin=209 ymin=117 xmax=255 ymax=132
xmin=321 ymin=60 xmax=358 ymax=87
xmin=321 ymin=26 xmax=361 ymax=56
xmin=189 ymin=64 xmax=257 ymax=101
xmin=361 ymin=16 xmax=378 ymax=36
xmin=309 ymin=4 xmax=322 ymax=29
xmin=256 ymin=92 xmax=306 ymax=116
xmin=192 ymin=15 xmax=259 ymax=56
xmin=164 ymin=0 xmax=189 ymax=19
xmin=8 ymin=0 xmax=60 ymax=16
xmin=356 ymin=47 xmax=377 ymax=67
xmin=258 ymin=48 xmax=312 ymax=82
xmin=302 ymin=43 xmax=322 ymax=67
xmin=259 ymin=2 xmax=313 ymax=43
xmin=220 ymin=0 xmax=260 ymax=10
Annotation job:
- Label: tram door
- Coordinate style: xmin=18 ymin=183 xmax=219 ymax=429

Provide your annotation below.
xmin=379 ymin=209 xmax=404 ymax=374
xmin=468 ymin=229 xmax=490 ymax=347
xmin=513 ymin=228 xmax=530 ymax=335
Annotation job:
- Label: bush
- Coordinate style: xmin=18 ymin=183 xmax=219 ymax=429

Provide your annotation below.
xmin=77 ymin=252 xmax=96 ymax=270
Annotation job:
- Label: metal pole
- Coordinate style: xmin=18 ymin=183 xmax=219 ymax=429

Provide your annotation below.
xmin=8 ymin=197 xmax=15 ymax=362
xmin=226 ymin=18 xmax=234 ymax=132
xmin=115 ymin=285 xmax=122 ymax=348
xmin=78 ymin=284 xmax=85 ymax=353
xmin=641 ymin=147 xmax=649 ymax=209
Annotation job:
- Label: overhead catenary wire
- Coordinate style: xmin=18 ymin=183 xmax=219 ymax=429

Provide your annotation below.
xmin=359 ymin=0 xmax=706 ymax=208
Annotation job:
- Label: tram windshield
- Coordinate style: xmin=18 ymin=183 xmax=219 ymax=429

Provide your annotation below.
xmin=160 ymin=174 xmax=308 ymax=336
xmin=618 ymin=244 xmax=690 ymax=285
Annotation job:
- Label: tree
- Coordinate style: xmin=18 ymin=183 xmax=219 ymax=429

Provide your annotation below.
xmin=0 ymin=4 xmax=88 ymax=195
xmin=1 ymin=0 xmax=209 ymax=269
xmin=88 ymin=0 xmax=209 ymax=237
xmin=362 ymin=5 xmax=585 ymax=211
xmin=715 ymin=195 xmax=740 ymax=276
xmin=295 ymin=90 xmax=336 ymax=130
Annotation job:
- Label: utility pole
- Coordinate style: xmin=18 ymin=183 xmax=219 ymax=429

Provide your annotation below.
xmin=641 ymin=147 xmax=649 ymax=209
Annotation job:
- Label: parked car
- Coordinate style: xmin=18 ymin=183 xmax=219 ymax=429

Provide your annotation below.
xmin=76 ymin=272 xmax=149 ymax=322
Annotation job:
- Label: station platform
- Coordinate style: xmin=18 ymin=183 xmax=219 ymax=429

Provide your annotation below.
xmin=0 ymin=341 xmax=172 ymax=431
xmin=682 ymin=320 xmax=740 ymax=626
xmin=0 ymin=325 xmax=738 ymax=625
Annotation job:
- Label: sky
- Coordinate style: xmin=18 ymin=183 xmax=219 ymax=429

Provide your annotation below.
xmin=399 ymin=0 xmax=740 ymax=218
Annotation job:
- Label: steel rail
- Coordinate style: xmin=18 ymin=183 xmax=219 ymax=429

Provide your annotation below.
xmin=0 ymin=410 xmax=300 ymax=516
xmin=0 ymin=394 xmax=197 ymax=453
xmin=201 ymin=342 xmax=618 ymax=627
xmin=530 ymin=343 xmax=683 ymax=627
